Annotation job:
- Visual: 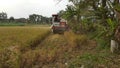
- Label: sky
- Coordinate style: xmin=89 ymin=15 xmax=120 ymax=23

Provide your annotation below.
xmin=0 ymin=0 xmax=69 ymax=18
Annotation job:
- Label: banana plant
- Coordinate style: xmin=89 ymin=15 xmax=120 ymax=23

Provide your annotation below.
xmin=106 ymin=18 xmax=118 ymax=39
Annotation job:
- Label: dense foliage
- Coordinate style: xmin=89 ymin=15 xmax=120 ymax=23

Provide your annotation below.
xmin=58 ymin=0 xmax=120 ymax=48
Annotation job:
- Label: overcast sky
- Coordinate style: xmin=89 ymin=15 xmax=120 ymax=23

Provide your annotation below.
xmin=0 ymin=0 xmax=69 ymax=18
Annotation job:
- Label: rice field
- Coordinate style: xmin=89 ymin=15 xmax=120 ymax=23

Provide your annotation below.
xmin=0 ymin=26 xmax=51 ymax=68
xmin=0 ymin=26 xmax=50 ymax=50
xmin=0 ymin=26 xmax=118 ymax=68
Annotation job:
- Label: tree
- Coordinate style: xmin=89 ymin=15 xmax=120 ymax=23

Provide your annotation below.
xmin=101 ymin=0 xmax=107 ymax=25
xmin=29 ymin=14 xmax=42 ymax=24
xmin=58 ymin=0 xmax=120 ymax=52
xmin=9 ymin=16 xmax=14 ymax=22
xmin=60 ymin=0 xmax=99 ymax=33
xmin=29 ymin=14 xmax=51 ymax=24
xmin=0 ymin=12 xmax=7 ymax=20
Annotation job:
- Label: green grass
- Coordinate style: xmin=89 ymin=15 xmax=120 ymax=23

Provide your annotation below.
xmin=0 ymin=22 xmax=51 ymax=26
xmin=0 ymin=22 xmax=25 ymax=26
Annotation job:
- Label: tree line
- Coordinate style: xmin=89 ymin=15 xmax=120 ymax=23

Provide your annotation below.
xmin=0 ymin=12 xmax=51 ymax=24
